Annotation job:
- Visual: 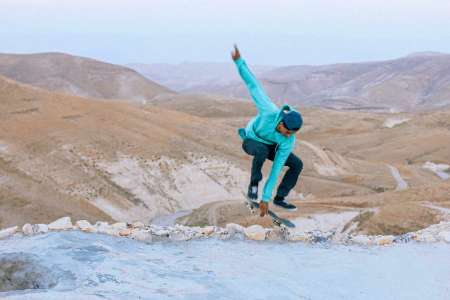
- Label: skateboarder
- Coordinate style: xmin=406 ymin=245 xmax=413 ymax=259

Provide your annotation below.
xmin=231 ymin=45 xmax=303 ymax=217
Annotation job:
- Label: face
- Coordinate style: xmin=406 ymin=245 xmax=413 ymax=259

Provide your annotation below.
xmin=276 ymin=122 xmax=297 ymax=137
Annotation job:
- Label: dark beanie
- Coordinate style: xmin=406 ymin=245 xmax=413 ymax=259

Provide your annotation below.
xmin=282 ymin=110 xmax=302 ymax=131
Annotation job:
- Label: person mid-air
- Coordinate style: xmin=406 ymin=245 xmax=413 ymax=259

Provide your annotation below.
xmin=231 ymin=44 xmax=303 ymax=217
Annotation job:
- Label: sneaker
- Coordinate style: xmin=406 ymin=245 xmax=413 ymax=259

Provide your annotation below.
xmin=273 ymin=197 xmax=297 ymax=211
xmin=247 ymin=184 xmax=258 ymax=202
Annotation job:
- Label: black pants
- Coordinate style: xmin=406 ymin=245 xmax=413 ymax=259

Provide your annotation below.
xmin=242 ymin=138 xmax=303 ymax=200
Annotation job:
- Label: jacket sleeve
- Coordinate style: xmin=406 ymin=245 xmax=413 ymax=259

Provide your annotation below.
xmin=234 ymin=58 xmax=278 ymax=114
xmin=261 ymin=137 xmax=295 ymax=202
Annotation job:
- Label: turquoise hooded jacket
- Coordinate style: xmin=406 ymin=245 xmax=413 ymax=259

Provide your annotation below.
xmin=234 ymin=58 xmax=298 ymax=202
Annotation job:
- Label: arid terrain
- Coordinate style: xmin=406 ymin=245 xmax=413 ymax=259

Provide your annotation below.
xmin=0 ymin=53 xmax=449 ymax=236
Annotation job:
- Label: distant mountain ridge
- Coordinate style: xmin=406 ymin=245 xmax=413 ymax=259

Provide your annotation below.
xmin=0 ymin=52 xmax=174 ymax=102
xmin=131 ymin=52 xmax=450 ymax=112
xmin=127 ymin=61 xmax=275 ymax=92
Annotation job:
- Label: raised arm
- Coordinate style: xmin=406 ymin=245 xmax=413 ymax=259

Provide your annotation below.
xmin=231 ymin=45 xmax=277 ymax=114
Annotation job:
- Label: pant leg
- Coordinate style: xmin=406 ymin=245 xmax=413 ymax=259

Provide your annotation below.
xmin=275 ymin=153 xmax=303 ymax=199
xmin=242 ymin=139 xmax=272 ymax=186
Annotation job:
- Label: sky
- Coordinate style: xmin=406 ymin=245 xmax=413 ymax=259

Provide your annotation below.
xmin=1 ymin=0 xmax=450 ymax=66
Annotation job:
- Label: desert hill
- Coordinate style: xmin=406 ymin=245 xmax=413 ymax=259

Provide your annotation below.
xmin=0 ymin=52 xmax=174 ymax=102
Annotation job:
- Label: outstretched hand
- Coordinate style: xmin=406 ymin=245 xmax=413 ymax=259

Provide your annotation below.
xmin=231 ymin=44 xmax=241 ymax=61
xmin=260 ymin=201 xmax=268 ymax=217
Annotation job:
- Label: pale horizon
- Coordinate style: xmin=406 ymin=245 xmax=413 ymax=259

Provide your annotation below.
xmin=1 ymin=0 xmax=450 ymax=66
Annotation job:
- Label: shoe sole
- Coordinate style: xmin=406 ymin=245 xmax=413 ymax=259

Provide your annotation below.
xmin=273 ymin=203 xmax=297 ymax=211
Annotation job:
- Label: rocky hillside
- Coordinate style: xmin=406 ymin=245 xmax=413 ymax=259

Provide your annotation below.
xmin=0 ymin=76 xmax=248 ymax=228
xmin=0 ymin=52 xmax=174 ymax=101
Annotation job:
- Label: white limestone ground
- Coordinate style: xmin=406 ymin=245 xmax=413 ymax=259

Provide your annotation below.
xmin=383 ymin=118 xmax=410 ymax=128
xmin=422 ymin=161 xmax=450 ymax=180
xmin=387 ymin=165 xmax=408 ymax=190
xmin=300 ymin=140 xmax=351 ymax=176
xmin=93 ymin=153 xmax=249 ymax=221
xmin=1 ymin=230 xmax=450 ymax=300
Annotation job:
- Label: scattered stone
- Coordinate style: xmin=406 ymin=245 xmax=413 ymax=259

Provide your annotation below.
xmin=22 ymin=224 xmax=34 ymax=236
xmin=111 ymin=222 xmax=127 ymax=230
xmin=394 ymin=233 xmax=413 ymax=243
xmin=374 ymin=235 xmax=395 ymax=246
xmin=95 ymin=222 xmax=116 ymax=235
xmin=32 ymin=224 xmax=48 ymax=234
xmin=76 ymin=220 xmax=97 ymax=233
xmin=266 ymin=228 xmax=284 ymax=241
xmin=244 ymin=225 xmax=266 ymax=241
xmin=153 ymin=229 xmax=170 ymax=237
xmin=287 ymin=231 xmax=309 ymax=242
xmin=119 ymin=228 xmax=132 ymax=237
xmin=0 ymin=226 xmax=18 ymax=239
xmin=200 ymin=226 xmax=216 ymax=236
xmin=131 ymin=221 xmax=145 ymax=229
xmin=48 ymin=217 xmax=73 ymax=231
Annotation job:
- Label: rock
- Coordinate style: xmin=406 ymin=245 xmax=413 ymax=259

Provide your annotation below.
xmin=438 ymin=231 xmax=450 ymax=243
xmin=225 ymin=223 xmax=245 ymax=235
xmin=111 ymin=222 xmax=127 ymax=230
xmin=244 ymin=225 xmax=266 ymax=241
xmin=0 ymin=226 xmax=18 ymax=239
xmin=417 ymin=232 xmax=436 ymax=243
xmin=169 ymin=231 xmax=191 ymax=241
xmin=22 ymin=224 xmax=34 ymax=236
xmin=31 ymin=224 xmax=48 ymax=234
xmin=266 ymin=228 xmax=284 ymax=241
xmin=152 ymin=229 xmax=170 ymax=237
xmin=374 ymin=235 xmax=395 ymax=246
xmin=76 ymin=220 xmax=97 ymax=233
xmin=95 ymin=222 xmax=115 ymax=235
xmin=48 ymin=217 xmax=73 ymax=230
xmin=351 ymin=235 xmax=371 ymax=245
xmin=287 ymin=231 xmax=309 ymax=242
xmin=200 ymin=226 xmax=215 ymax=236
xmin=119 ymin=228 xmax=133 ymax=236
xmin=393 ymin=233 xmax=413 ymax=243
xmin=131 ymin=221 xmax=145 ymax=229
xmin=131 ymin=229 xmax=152 ymax=242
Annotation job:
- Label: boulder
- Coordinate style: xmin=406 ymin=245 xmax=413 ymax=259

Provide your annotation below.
xmin=32 ymin=224 xmax=48 ymax=234
xmin=76 ymin=220 xmax=97 ymax=233
xmin=119 ymin=228 xmax=133 ymax=236
xmin=48 ymin=217 xmax=73 ymax=230
xmin=200 ymin=226 xmax=216 ymax=236
xmin=266 ymin=228 xmax=284 ymax=241
xmin=22 ymin=224 xmax=34 ymax=236
xmin=111 ymin=222 xmax=127 ymax=230
xmin=131 ymin=221 xmax=145 ymax=229
xmin=244 ymin=225 xmax=266 ymax=241
xmin=0 ymin=226 xmax=18 ymax=239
